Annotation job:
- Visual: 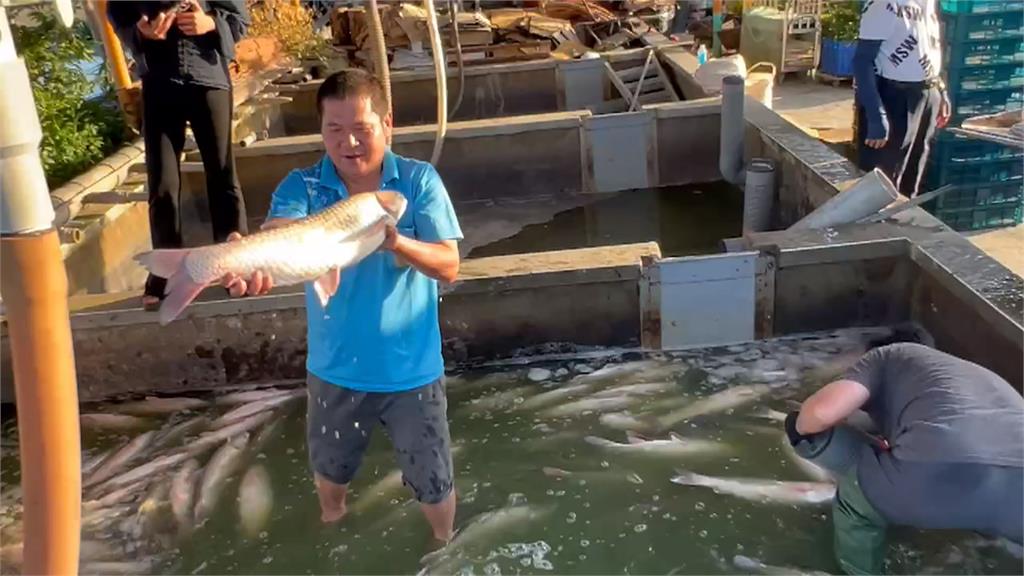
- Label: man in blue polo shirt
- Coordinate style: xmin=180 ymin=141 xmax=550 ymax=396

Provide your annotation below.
xmin=220 ymin=69 xmax=462 ymax=542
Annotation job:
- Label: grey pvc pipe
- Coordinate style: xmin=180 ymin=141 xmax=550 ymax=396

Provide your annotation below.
xmin=719 ymin=75 xmax=746 ymax=186
xmin=743 ymin=158 xmax=774 ymax=233
xmin=789 ymin=168 xmax=901 ymax=231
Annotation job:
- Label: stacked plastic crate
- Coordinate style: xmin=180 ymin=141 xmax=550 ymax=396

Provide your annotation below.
xmin=927 ymin=0 xmax=1024 ymax=231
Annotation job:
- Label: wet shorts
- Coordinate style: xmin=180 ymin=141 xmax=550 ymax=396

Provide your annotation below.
xmin=306 ymin=372 xmax=454 ymax=504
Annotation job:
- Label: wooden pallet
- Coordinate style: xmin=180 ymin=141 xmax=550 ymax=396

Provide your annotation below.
xmin=814 ymin=70 xmax=853 ymax=87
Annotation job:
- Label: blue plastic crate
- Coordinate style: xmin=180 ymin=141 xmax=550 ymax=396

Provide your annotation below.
xmin=942 ymin=11 xmax=1024 ymax=43
xmin=940 ymin=0 xmax=1024 ymax=14
xmin=932 ymin=132 xmax=1024 ymax=163
xmin=819 ymin=38 xmax=856 ymax=78
xmin=945 ymin=38 xmax=1024 ymax=67
xmin=930 ymin=180 xmax=1024 ymax=210
xmin=931 ymin=199 xmax=1024 ymax=230
xmin=945 ymin=63 xmax=1024 ymax=92
xmin=948 ymin=87 xmax=1024 ymax=121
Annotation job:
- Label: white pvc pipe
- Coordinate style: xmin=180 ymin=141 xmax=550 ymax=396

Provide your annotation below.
xmin=788 ymin=168 xmax=901 ymax=231
xmin=0 ymin=8 xmax=55 ymax=235
xmin=424 ymin=0 xmax=448 ymax=166
xmin=719 ymin=74 xmax=746 ymax=186
xmin=743 ymin=158 xmax=774 ymax=233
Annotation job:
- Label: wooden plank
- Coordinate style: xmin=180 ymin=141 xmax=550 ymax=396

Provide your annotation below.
xmin=587 ymin=99 xmax=628 ymax=114
xmin=603 ymin=61 xmax=633 ymax=102
xmin=637 ymin=91 xmax=673 ymax=105
xmin=624 ymin=76 xmax=665 ymax=94
xmin=653 ymin=59 xmax=681 ymax=101
xmin=617 ymin=65 xmax=647 ymax=82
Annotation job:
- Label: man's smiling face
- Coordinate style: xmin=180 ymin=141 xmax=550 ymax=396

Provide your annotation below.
xmin=320 ymin=93 xmax=392 ymax=183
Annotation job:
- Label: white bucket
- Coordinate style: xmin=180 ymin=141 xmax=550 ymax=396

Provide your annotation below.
xmin=745 ymin=61 xmax=776 ymax=109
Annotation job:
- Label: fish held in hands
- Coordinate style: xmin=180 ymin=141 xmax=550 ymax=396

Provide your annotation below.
xmin=135 ymin=191 xmax=408 ymax=325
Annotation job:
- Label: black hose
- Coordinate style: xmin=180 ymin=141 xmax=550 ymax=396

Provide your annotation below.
xmin=447 ymin=0 xmax=466 ymax=117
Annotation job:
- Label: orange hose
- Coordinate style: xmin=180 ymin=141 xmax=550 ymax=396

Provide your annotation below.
xmin=1 ymin=231 xmax=81 ymax=576
xmin=94 ymin=0 xmax=133 ymax=116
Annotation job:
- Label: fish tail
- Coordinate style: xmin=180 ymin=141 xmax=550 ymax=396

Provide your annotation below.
xmin=158 ymin=265 xmax=207 ymax=326
xmin=542 ymin=467 xmax=570 ymax=478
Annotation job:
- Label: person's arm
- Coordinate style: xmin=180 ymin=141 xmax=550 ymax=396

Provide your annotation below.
xmin=854 ymin=39 xmax=889 ymax=148
xmin=384 ymin=164 xmax=463 ymax=284
xmin=796 ymin=379 xmax=871 ymax=435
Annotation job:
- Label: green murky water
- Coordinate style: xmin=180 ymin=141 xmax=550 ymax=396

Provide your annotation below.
xmin=468 ymin=183 xmax=744 ymax=259
xmin=0 ymin=329 xmax=1020 ymax=575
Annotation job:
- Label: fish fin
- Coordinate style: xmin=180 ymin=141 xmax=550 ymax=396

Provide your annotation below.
xmin=311 ymin=268 xmax=340 ymax=308
xmin=542 ymin=467 xmax=570 ymax=478
xmin=625 ymin=431 xmax=650 ymax=444
xmin=158 ymin=269 xmax=207 ymax=326
xmin=135 ymin=249 xmax=190 ymax=279
xmin=668 ymin=431 xmax=684 ymax=442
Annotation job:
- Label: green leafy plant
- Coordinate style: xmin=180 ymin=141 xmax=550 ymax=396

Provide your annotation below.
xmin=821 ymin=1 xmax=861 ymax=42
xmin=11 ymin=8 xmax=127 ymax=188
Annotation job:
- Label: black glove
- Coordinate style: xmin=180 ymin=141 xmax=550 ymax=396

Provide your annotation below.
xmin=784 ymin=410 xmax=810 ymax=447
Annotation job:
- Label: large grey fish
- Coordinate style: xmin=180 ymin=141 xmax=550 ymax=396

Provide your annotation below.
xmin=81 ymin=448 xmax=113 ymax=478
xmin=136 ymin=477 xmax=174 ymax=537
xmin=238 ymin=464 xmax=274 ymax=538
xmin=213 ymin=387 xmax=294 ymax=406
xmin=114 ymin=396 xmax=209 ymax=416
xmin=349 ymin=468 xmax=405 ymax=517
xmin=171 ymin=459 xmax=201 ymax=534
xmin=84 ymin=431 xmax=156 ymax=488
xmin=542 ymin=466 xmax=643 ymax=485
xmin=195 ymin=434 xmax=250 ymax=523
xmin=420 ymin=504 xmax=552 ymax=569
xmin=188 ymin=411 xmax=275 ymax=455
xmin=515 ymin=382 xmax=592 ymax=411
xmin=152 ymin=415 xmax=212 ymax=451
xmin=656 ymin=384 xmax=772 ymax=430
xmin=589 ymin=381 xmax=676 ymax=399
xmin=135 ymin=191 xmax=408 ymax=325
xmin=732 ymin=554 xmax=832 ymax=575
xmin=79 ymin=560 xmax=155 ymax=575
xmin=83 ymin=477 xmax=152 ymax=509
xmin=95 ymin=450 xmax=193 ymax=494
xmin=79 ymin=413 xmax=151 ymax=432
xmin=598 ymin=411 xmax=654 ymax=432
xmin=212 ymin=389 xmax=304 ymax=429
xmin=540 ymin=395 xmax=638 ymax=418
xmin=671 ymin=470 xmax=836 ymax=505
xmin=584 ymin=431 xmax=724 ymax=457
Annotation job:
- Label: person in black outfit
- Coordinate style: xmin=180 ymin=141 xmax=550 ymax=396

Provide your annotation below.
xmin=107 ymin=0 xmax=250 ymax=309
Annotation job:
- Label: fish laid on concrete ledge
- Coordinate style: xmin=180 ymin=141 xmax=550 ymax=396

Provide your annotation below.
xmin=135 ymin=192 xmax=408 ymax=325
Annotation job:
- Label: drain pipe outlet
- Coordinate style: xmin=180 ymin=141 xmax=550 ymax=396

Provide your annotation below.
xmin=743 ymin=158 xmax=775 ymax=233
xmin=719 ymin=75 xmax=746 ymax=186
xmin=789 ymin=168 xmax=900 ymax=231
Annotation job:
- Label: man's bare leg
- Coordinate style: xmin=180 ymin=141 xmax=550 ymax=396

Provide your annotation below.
xmin=314 ymin=473 xmax=349 ymax=523
xmin=420 ymin=489 xmax=456 ymax=542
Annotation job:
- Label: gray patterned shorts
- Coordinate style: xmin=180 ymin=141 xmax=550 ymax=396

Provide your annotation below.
xmin=306 ymin=372 xmax=453 ymax=504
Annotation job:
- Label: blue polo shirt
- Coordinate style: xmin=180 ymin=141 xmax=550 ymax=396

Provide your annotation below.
xmin=266 ymin=150 xmax=462 ymax=392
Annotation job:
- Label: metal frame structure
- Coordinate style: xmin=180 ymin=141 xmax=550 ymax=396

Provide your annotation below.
xmin=744 ymin=0 xmax=822 ymax=78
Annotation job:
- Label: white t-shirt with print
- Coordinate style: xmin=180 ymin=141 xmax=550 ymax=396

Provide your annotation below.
xmin=859 ymin=0 xmax=943 ymax=81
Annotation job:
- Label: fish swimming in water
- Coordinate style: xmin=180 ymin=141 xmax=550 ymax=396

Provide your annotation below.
xmin=84 ymin=431 xmax=155 ymax=488
xmin=656 ymin=384 xmax=772 ymax=430
xmin=540 ymin=395 xmax=638 ymax=418
xmin=195 ymin=434 xmax=250 ymax=523
xmin=238 ymin=464 xmax=274 ymax=538
xmin=516 ymin=382 xmax=593 ymax=411
xmin=152 ymin=415 xmax=211 ymax=451
xmin=114 ymin=396 xmax=209 ymax=416
xmin=213 ymin=387 xmax=295 ymax=406
xmin=349 ymin=468 xmax=405 ymax=517
xmin=212 ymin=389 xmax=304 ymax=429
xmin=599 ymin=411 xmax=654 ymax=431
xmin=542 ymin=466 xmax=643 ymax=485
xmin=671 ymin=470 xmax=836 ymax=505
xmin=171 ymin=459 xmax=201 ymax=535
xmin=135 ymin=191 xmax=408 ymax=325
xmin=732 ymin=554 xmax=832 ymax=575
xmin=79 ymin=413 xmax=151 ymax=432
xmin=585 ymin=431 xmax=725 ymax=457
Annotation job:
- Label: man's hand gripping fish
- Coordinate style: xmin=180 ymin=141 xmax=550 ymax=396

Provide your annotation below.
xmin=135 ymin=192 xmax=408 ymax=325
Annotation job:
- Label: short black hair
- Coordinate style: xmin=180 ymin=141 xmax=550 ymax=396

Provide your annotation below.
xmin=316 ymin=68 xmax=389 ymax=118
xmin=867 ymin=322 xmax=936 ymax=350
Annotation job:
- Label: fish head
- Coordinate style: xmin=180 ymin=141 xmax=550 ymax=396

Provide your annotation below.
xmin=375 ymin=191 xmax=408 ymax=223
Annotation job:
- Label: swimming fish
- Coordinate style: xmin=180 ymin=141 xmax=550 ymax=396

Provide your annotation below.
xmin=171 ymin=459 xmax=201 ymax=534
xmin=114 ymin=396 xmax=209 ymax=416
xmin=135 ymin=191 xmax=408 ymax=325
xmin=79 ymin=413 xmax=151 ymax=432
xmin=151 ymin=415 xmax=212 ymax=451
xmin=732 ymin=554 xmax=832 ymax=575
xmin=238 ymin=464 xmax=274 ymax=538
xmin=542 ymin=466 xmax=643 ymax=485
xmin=84 ymin=431 xmax=156 ymax=488
xmin=189 ymin=411 xmax=275 ymax=455
xmin=211 ymin=389 xmax=303 ymax=429
xmin=584 ymin=431 xmax=724 ymax=456
xmin=516 ymin=382 xmax=593 ymax=411
xmin=195 ymin=434 xmax=250 ymax=523
xmin=95 ymin=450 xmax=193 ymax=495
xmin=350 ymin=469 xmax=405 ymax=517
xmin=421 ymin=504 xmax=551 ymax=569
xmin=540 ymin=395 xmax=637 ymax=418
xmin=589 ymin=381 xmax=676 ymax=399
xmin=671 ymin=470 xmax=836 ymax=505
xmin=598 ymin=411 xmax=654 ymax=431
xmin=213 ymin=387 xmax=295 ymax=406
xmin=780 ymin=434 xmax=834 ymax=483
xmin=656 ymin=384 xmax=772 ymax=429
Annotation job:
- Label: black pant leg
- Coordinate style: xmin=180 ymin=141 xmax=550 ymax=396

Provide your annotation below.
xmin=897 ymin=86 xmax=941 ymax=198
xmin=186 ymin=85 xmax=248 ymax=242
xmin=141 ymin=80 xmax=188 ymax=298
